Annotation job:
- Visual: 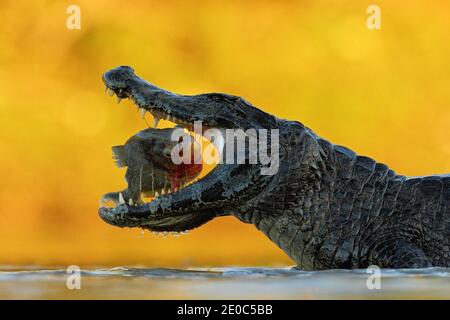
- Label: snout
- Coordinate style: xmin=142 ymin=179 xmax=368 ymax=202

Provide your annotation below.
xmin=102 ymin=66 xmax=136 ymax=89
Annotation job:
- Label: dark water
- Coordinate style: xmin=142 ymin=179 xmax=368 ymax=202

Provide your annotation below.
xmin=0 ymin=266 xmax=449 ymax=299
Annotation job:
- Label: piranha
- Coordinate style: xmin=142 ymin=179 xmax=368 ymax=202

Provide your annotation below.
xmin=100 ymin=127 xmax=202 ymax=207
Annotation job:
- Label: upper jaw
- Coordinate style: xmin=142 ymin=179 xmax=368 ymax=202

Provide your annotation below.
xmin=103 ymin=66 xmax=218 ymax=128
xmin=102 ymin=66 xmax=279 ymax=131
xmin=102 ymin=66 xmax=268 ymax=130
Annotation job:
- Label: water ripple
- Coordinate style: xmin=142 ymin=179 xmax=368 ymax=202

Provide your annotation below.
xmin=0 ymin=266 xmax=449 ymax=299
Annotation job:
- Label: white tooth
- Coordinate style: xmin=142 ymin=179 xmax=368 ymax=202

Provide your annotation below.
xmin=155 ymin=191 xmax=159 ymax=197
xmin=173 ymin=117 xmax=178 ymax=123
xmin=167 ymin=115 xmax=172 ymax=122
xmin=139 ymin=108 xmax=146 ymax=118
xmin=168 ymin=188 xmax=171 ymax=194
xmin=129 ymin=199 xmax=134 ymax=206
xmin=104 ymin=86 xmax=108 ymax=93
xmin=109 ymin=89 xmax=114 ymax=97
xmin=161 ymin=189 xmax=165 ymax=195
xmin=153 ymin=116 xmax=160 ymax=128
xmin=119 ymin=193 xmax=125 ymax=204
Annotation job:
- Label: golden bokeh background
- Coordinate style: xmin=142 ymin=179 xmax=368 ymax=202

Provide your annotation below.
xmin=0 ymin=0 xmax=448 ymax=267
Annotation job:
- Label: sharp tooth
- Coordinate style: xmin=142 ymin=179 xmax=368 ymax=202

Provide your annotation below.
xmin=173 ymin=117 xmax=178 ymax=123
xmin=119 ymin=193 xmax=125 ymax=204
xmin=161 ymin=189 xmax=165 ymax=195
xmin=168 ymin=188 xmax=171 ymax=194
xmin=109 ymin=89 xmax=114 ymax=97
xmin=167 ymin=115 xmax=172 ymax=122
xmin=153 ymin=116 xmax=160 ymax=128
xmin=104 ymin=86 xmax=108 ymax=93
xmin=155 ymin=191 xmax=159 ymax=197
xmin=129 ymin=199 xmax=134 ymax=206
xmin=139 ymin=108 xmax=146 ymax=118
xmin=117 ymin=97 xmax=122 ymax=104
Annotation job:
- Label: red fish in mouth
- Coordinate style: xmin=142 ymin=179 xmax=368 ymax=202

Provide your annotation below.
xmin=169 ymin=163 xmax=203 ymax=191
xmin=100 ymin=127 xmax=203 ymax=207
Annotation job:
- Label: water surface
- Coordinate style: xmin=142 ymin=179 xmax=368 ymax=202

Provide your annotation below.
xmin=0 ymin=266 xmax=449 ymax=299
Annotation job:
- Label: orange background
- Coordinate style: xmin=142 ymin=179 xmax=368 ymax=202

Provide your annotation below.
xmin=0 ymin=0 xmax=448 ymax=267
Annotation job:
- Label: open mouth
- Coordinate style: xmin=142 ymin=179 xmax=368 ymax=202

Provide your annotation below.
xmin=102 ymin=71 xmax=217 ymax=203
xmin=99 ymin=66 xmax=228 ymax=232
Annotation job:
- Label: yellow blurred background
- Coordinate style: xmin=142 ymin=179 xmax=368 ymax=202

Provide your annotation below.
xmin=0 ymin=0 xmax=448 ymax=267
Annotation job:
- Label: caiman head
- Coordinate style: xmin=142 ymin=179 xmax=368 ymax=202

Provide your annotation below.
xmin=99 ymin=66 xmax=279 ymax=232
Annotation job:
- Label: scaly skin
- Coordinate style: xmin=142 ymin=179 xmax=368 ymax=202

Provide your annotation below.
xmin=99 ymin=66 xmax=450 ymax=269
